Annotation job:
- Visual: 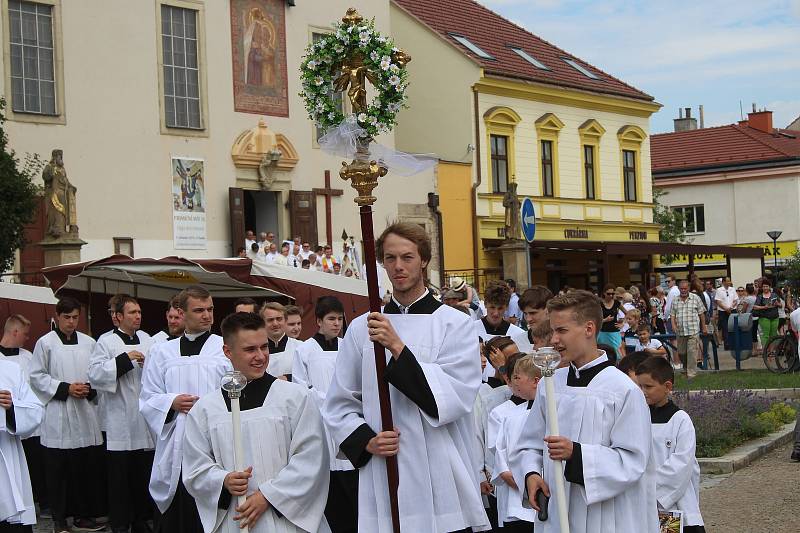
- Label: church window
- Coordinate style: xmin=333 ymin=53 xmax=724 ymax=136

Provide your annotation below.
xmin=161 ymin=4 xmax=201 ymax=129
xmin=8 ymin=0 xmax=56 ymax=115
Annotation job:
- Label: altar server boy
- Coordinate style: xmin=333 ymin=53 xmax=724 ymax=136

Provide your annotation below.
xmin=291 ymin=297 xmax=343 ymax=389
xmin=509 ymin=290 xmax=658 ymax=533
xmin=489 ymin=354 xmax=540 ymax=532
xmin=324 ymin=222 xmax=489 ymax=532
xmin=295 ymin=296 xmax=357 ymax=532
xmin=1 ymin=356 xmax=43 ymax=531
xmin=30 ymin=297 xmax=106 ymax=533
xmin=635 ymin=357 xmax=705 ymax=533
xmin=476 ymin=281 xmax=532 ymax=381
xmin=182 ymin=312 xmax=330 ymax=533
xmin=140 ymin=285 xmax=232 ymax=532
xmin=260 ymin=303 xmax=302 ymax=380
xmin=89 ymin=295 xmax=155 ymax=533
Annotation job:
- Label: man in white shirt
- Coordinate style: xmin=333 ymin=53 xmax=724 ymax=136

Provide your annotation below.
xmin=503 ymin=279 xmax=523 ymax=326
xmin=264 ymin=243 xmax=280 ymax=264
xmin=715 ymin=277 xmax=737 ymax=350
xmin=663 ymin=275 xmax=680 ymax=334
xmin=245 ymin=230 xmax=256 ymax=252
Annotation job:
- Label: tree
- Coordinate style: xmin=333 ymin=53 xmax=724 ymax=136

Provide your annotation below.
xmin=0 ymin=98 xmax=43 ymax=273
xmin=653 ymin=188 xmax=686 ymax=243
xmin=782 ymin=249 xmax=800 ymax=290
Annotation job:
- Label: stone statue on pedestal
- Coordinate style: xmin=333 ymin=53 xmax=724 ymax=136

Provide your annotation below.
xmin=42 ymin=149 xmax=79 ymax=240
xmin=502 ymin=180 xmax=521 ymax=240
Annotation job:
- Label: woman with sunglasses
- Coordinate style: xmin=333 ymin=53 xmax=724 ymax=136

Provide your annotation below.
xmin=597 ymin=283 xmax=625 ymax=359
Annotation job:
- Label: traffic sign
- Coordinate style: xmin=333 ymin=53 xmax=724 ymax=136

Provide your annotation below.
xmin=521 ymin=198 xmax=536 ymax=243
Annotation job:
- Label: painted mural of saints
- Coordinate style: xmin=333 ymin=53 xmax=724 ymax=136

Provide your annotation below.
xmin=243 ymin=7 xmax=276 ymax=88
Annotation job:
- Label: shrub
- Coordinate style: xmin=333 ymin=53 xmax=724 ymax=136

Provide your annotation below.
xmin=674 ymin=391 xmax=792 ymax=458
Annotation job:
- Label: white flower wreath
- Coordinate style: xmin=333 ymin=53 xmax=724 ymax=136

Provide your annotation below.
xmin=299 ymin=17 xmax=409 ymax=139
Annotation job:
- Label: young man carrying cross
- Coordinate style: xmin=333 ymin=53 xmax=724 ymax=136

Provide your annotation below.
xmin=323 ymin=222 xmax=489 ymax=533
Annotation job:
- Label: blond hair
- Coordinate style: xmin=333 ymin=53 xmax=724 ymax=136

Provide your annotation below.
xmin=260 ymin=301 xmax=286 ymax=316
xmin=625 ymin=308 xmax=641 ymax=319
xmin=4 ymin=314 xmax=31 ymax=333
xmin=512 ymin=354 xmax=541 ymax=379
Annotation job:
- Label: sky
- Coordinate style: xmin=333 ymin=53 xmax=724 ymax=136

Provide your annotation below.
xmin=477 ymin=0 xmax=800 ymax=133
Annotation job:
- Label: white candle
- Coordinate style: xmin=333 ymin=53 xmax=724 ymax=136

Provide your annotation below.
xmin=544 ymin=373 xmax=570 ymax=533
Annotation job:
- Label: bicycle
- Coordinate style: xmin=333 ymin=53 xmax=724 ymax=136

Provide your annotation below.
xmin=762 ymin=331 xmax=799 ymax=373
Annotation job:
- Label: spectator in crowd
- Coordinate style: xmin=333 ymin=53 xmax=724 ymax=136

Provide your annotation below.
xmin=630 ymin=285 xmax=649 ymax=327
xmin=246 ymin=241 xmax=262 ymax=262
xmin=738 ymin=283 xmax=759 ymax=352
xmin=634 ymin=324 xmax=667 ymax=358
xmin=670 ymin=280 xmax=707 ymax=378
xmin=319 ymin=245 xmax=339 ymax=273
xmin=519 ymin=285 xmax=553 ymax=332
xmin=754 ymin=278 xmax=782 ymax=345
xmin=649 ymin=286 xmax=666 ymax=334
xmin=622 ymin=308 xmax=641 ymax=356
xmin=245 ymin=230 xmax=256 ymax=250
xmin=299 ymin=242 xmax=313 ymax=261
xmin=504 ymin=279 xmax=522 ymax=325
xmin=714 ymin=277 xmax=736 ymax=349
xmin=236 ymin=247 xmax=247 ymax=259
xmin=301 ymin=259 xmax=311 ymax=270
xmin=598 ymin=283 xmax=625 ymax=360
xmin=664 ymin=275 xmax=680 ymax=334
xmin=451 ymin=277 xmax=482 ymax=319
xmin=777 ymin=286 xmax=788 ymax=334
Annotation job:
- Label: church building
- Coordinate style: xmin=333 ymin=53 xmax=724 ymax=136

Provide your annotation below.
xmin=3 ymin=1 xmax=441 ymax=282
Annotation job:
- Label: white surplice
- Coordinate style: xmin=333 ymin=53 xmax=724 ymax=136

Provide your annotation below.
xmin=291 ymin=337 xmax=326 ymax=389
xmin=472 ymin=382 xmax=511 ymax=506
xmin=30 ymin=331 xmax=102 ymax=449
xmin=182 ymin=377 xmax=330 ymax=533
xmin=267 ymin=337 xmax=302 ymax=378
xmin=490 ymin=400 xmax=536 ymax=527
xmin=139 ymin=334 xmax=232 ymax=512
xmin=151 ymin=330 xmax=172 ymax=345
xmin=324 ymin=295 xmax=490 ymax=533
xmin=305 ymin=346 xmax=353 ymax=472
xmin=509 ymin=354 xmax=659 ymax=533
xmin=0 ymin=359 xmax=43 ymax=526
xmin=650 ymin=402 xmax=704 ymax=527
xmin=88 ymin=330 xmax=154 ymax=451
xmin=1 ymin=348 xmax=41 ymax=438
xmin=474 ymin=318 xmax=533 ymax=382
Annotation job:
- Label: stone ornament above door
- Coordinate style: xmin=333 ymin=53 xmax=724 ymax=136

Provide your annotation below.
xmin=231 ymin=119 xmax=299 ymax=172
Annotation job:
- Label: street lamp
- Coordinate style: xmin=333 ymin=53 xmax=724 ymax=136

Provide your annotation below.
xmin=767 ymin=230 xmax=782 ymax=285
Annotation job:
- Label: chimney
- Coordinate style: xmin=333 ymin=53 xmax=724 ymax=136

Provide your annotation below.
xmin=699 ymin=105 xmax=704 ymax=128
xmin=673 ymin=106 xmax=698 ymax=132
xmin=747 ymin=109 xmax=773 ymax=133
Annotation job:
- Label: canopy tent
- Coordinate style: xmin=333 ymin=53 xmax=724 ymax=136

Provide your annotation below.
xmin=40 ymin=255 xmax=370 ymax=339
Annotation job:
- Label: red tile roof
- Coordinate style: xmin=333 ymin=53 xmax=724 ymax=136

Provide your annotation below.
xmin=651 ymin=124 xmax=800 ymax=175
xmin=392 ymin=0 xmax=653 ymax=102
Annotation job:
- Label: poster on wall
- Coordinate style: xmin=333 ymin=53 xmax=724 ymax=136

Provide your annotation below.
xmin=230 ymin=0 xmax=289 ymax=116
xmin=171 ymin=157 xmax=207 ymax=250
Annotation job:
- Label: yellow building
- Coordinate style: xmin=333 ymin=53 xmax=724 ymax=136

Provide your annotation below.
xmin=392 ymin=0 xmax=662 ymax=291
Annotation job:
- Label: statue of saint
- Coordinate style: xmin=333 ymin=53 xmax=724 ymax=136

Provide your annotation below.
xmin=42 ymin=149 xmax=79 ymax=239
xmin=502 ymin=181 xmax=521 ymax=240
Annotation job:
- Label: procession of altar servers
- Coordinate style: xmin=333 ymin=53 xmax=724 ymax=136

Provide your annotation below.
xmin=0 ymin=291 xmax=698 ymax=533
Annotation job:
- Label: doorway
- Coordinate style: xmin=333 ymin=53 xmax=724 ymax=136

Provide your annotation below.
xmin=244 ymin=190 xmax=279 ymax=240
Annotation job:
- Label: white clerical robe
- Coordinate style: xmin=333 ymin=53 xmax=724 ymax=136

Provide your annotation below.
xmin=472 ymin=382 xmax=511 ymax=505
xmin=324 ymin=291 xmax=490 ymax=533
xmin=474 ymin=318 xmax=532 ymax=382
xmin=0 ymin=359 xmax=43 ymax=526
xmin=650 ymin=401 xmax=704 ymax=527
xmin=182 ymin=376 xmax=330 ymax=533
xmin=292 ymin=336 xmax=331 ymax=389
xmin=305 ymin=347 xmax=353 ymax=472
xmin=30 ymin=331 xmax=102 ymax=449
xmin=139 ymin=334 xmax=232 ymax=512
xmin=151 ymin=330 xmax=173 ymax=345
xmin=267 ymin=337 xmax=302 ymax=379
xmin=490 ymin=400 xmax=536 ymax=527
xmin=1 ymin=348 xmax=41 ymax=438
xmin=88 ymin=329 xmax=155 ymax=451
xmin=509 ymin=354 xmax=659 ymax=533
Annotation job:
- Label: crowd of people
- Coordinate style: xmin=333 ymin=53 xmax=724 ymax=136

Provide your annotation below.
xmin=237 ymin=230 xmax=362 ymax=278
xmin=3 ymin=221 xmax=798 ymax=533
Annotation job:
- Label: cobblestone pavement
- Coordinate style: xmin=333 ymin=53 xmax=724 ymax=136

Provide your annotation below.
xmin=701 ymin=441 xmax=800 ymax=533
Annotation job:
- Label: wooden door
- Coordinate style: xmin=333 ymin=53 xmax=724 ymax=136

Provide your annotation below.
xmin=288 ymin=190 xmax=318 ymax=247
xmin=20 ymin=196 xmax=45 ymax=284
xmin=229 ymin=187 xmax=245 ymax=256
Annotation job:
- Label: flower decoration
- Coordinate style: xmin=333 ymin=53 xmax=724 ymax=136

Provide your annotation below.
xmin=299 ymin=15 xmax=410 ymax=139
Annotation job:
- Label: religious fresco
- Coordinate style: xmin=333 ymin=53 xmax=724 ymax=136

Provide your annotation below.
xmin=171 ymin=157 xmax=207 ymax=250
xmin=230 ymin=0 xmax=289 ymax=116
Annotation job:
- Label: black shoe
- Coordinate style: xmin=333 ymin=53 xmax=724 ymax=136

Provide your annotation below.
xmin=791 ymin=449 xmax=800 ymax=462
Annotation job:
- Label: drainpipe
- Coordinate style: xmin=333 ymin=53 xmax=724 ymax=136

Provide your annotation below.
xmin=428 ymin=192 xmax=445 ymax=287
xmin=471 ymin=86 xmax=481 ymax=285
